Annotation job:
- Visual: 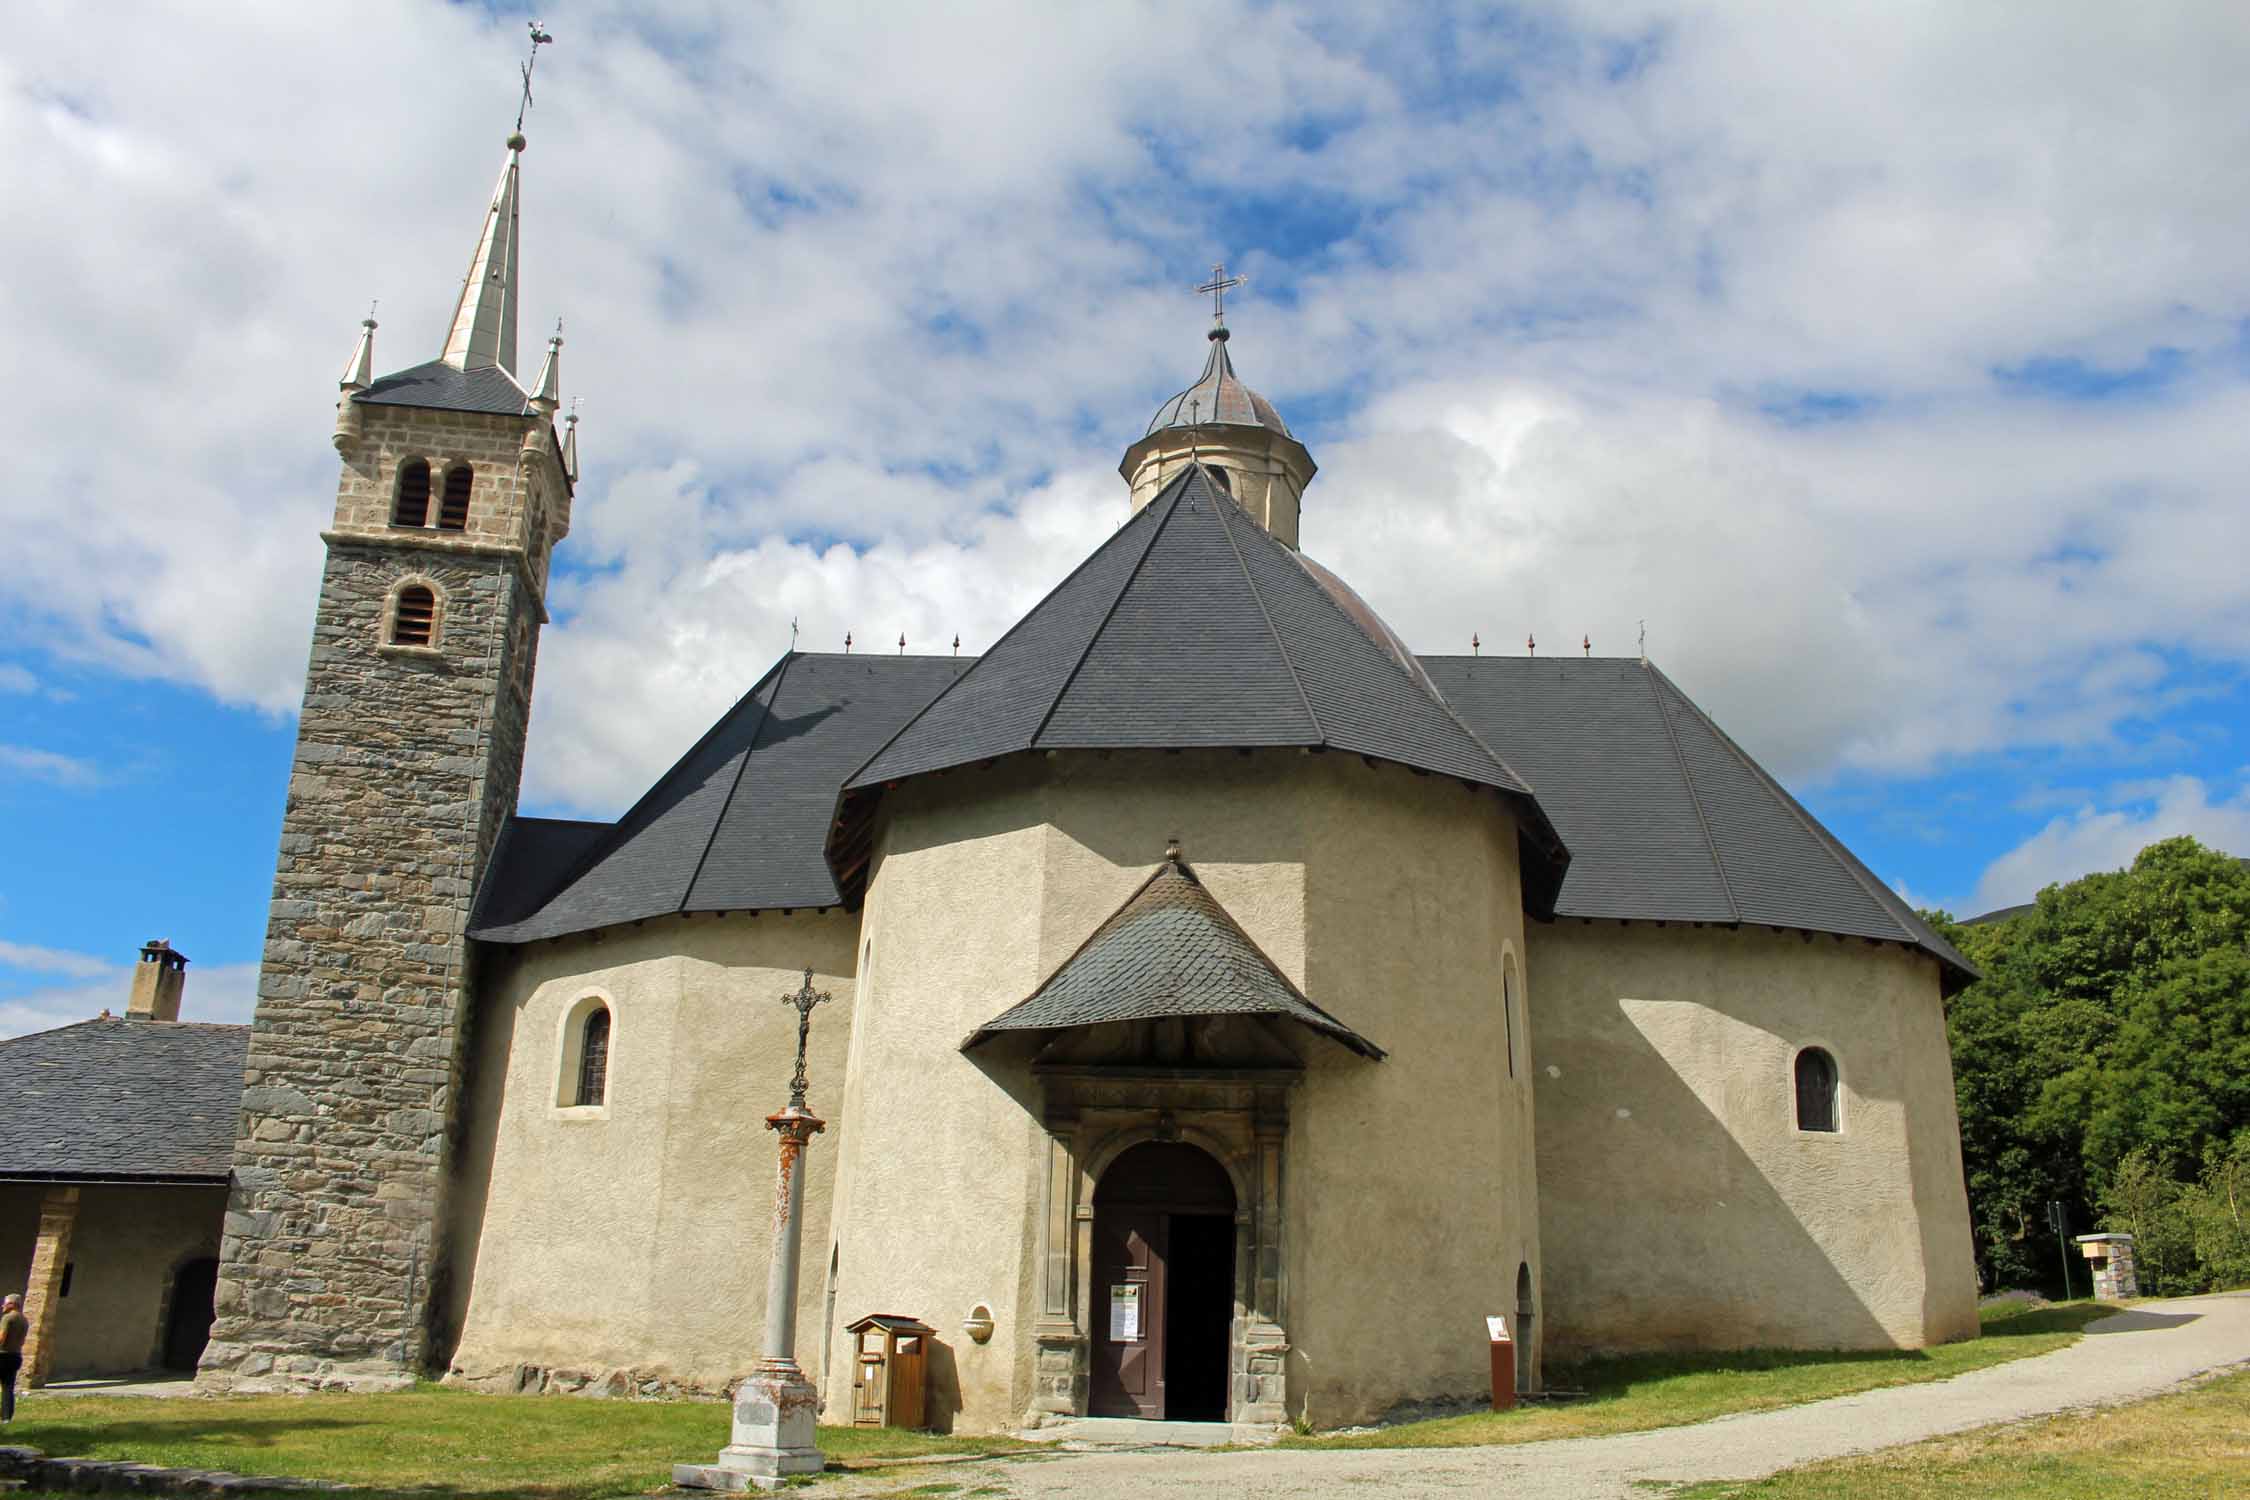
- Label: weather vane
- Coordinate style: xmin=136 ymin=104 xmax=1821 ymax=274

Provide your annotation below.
xmin=779 ymin=968 xmax=832 ymax=1109
xmin=1195 ymin=263 xmax=1245 ymax=330
xmin=515 ymin=21 xmax=555 ymax=137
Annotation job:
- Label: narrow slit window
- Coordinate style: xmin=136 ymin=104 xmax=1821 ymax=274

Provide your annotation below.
xmin=1795 ymin=1047 xmax=1839 ymax=1132
xmin=1502 ymin=964 xmax=1519 ymax=1078
xmin=438 ymin=465 xmax=472 ymax=531
xmin=391 ymin=585 xmax=436 ymax=647
xmin=392 ymin=460 xmax=431 ymax=527
xmin=576 ymin=1006 xmax=611 ymax=1106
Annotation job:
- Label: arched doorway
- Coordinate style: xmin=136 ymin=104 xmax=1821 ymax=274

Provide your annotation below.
xmin=162 ymin=1257 xmax=220 ymax=1371
xmin=1089 ymin=1142 xmax=1236 ymax=1421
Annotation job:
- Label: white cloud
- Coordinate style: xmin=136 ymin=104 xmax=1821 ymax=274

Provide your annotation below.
xmin=0 ymin=664 xmax=33 ymax=694
xmin=0 ymin=745 xmax=100 ymax=789
xmin=0 ymin=1 xmax=2245 ymax=818
xmin=0 ymin=950 xmax=259 ymax=1040
xmin=1969 ymin=776 xmax=2250 ymax=913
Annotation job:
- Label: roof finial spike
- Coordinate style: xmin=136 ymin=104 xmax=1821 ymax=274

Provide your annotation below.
xmin=1165 ymin=836 xmax=1183 ymax=864
xmin=1639 ymin=619 xmax=1647 ymax=664
xmin=1472 ymin=632 xmax=1480 ymax=656
xmin=844 ymin=631 xmax=853 ymax=654
xmin=340 ymin=307 xmax=378 ymax=392
xmin=514 ymin=21 xmax=554 ymax=143
xmin=952 ymin=633 xmax=961 ymax=656
xmin=1583 ymin=633 xmax=1591 ymax=658
xmin=1527 ymin=632 xmax=1537 ymax=658
xmin=528 ymin=319 xmax=563 ymax=413
xmin=898 ymin=632 xmax=906 ymax=656
xmin=562 ymin=395 xmax=581 ymax=480
xmin=1195 ymin=262 xmax=1245 ymax=340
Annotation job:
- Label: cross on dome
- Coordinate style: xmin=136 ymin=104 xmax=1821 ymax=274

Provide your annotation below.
xmin=1195 ymin=263 xmax=1246 ymax=333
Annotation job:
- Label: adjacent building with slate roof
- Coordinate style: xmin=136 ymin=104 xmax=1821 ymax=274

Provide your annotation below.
xmin=189 ymin=125 xmax=1982 ymax=1431
xmin=1 ymin=951 xmax=243 ymax=1382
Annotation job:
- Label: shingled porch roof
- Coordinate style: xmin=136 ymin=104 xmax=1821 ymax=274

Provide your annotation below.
xmin=962 ymin=857 xmax=1385 ymax=1060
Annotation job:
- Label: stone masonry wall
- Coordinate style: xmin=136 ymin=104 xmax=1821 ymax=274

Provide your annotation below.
xmin=202 ymin=397 xmax=563 ymax=1391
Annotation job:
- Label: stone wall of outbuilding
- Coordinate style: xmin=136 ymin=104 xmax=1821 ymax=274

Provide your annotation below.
xmin=0 ymin=1183 xmax=225 ymax=1378
xmin=439 ymin=909 xmax=857 ymax=1398
xmin=1527 ymin=919 xmax=1978 ymax=1359
xmin=828 ymin=748 xmax=1539 ymax=1433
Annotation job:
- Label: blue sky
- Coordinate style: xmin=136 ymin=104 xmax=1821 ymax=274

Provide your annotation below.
xmin=4 ymin=1 xmax=2250 ymax=1033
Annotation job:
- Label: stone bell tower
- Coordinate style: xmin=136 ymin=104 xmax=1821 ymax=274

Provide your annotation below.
xmin=202 ymin=82 xmax=578 ymax=1389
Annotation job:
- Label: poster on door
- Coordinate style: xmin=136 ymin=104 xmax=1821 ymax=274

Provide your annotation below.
xmin=1109 ymin=1283 xmax=1142 ymax=1342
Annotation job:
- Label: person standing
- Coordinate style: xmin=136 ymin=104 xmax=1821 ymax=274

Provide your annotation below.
xmin=0 ymin=1293 xmax=27 ymax=1421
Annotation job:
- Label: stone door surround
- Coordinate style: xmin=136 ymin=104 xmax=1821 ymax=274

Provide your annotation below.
xmin=1028 ymin=1066 xmax=1295 ymax=1429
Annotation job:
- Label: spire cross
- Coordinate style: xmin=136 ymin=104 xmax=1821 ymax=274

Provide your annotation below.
xmin=515 ymin=21 xmax=554 ymax=136
xmin=779 ymin=967 xmax=831 ymax=1109
xmin=1195 ymin=263 xmax=1245 ymax=329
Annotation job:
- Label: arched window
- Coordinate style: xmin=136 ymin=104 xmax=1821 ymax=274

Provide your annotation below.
xmin=392 ymin=459 xmax=431 ymax=527
xmin=437 ymin=464 xmax=472 ymax=531
xmin=389 ymin=585 xmax=436 ymax=647
xmin=575 ymin=1006 xmax=611 ymax=1106
xmin=1795 ymin=1047 xmax=1839 ymax=1133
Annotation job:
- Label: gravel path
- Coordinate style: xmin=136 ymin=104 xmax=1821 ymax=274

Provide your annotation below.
xmin=824 ymin=1293 xmax=2250 ymax=1498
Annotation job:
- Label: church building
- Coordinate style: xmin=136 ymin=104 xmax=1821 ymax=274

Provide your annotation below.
xmin=196 ymin=116 xmax=1980 ymax=1432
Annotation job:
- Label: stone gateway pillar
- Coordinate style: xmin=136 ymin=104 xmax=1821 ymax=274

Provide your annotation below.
xmin=21 ymin=1186 xmax=79 ymax=1388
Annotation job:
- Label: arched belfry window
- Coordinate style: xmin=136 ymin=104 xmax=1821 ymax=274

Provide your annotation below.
xmin=575 ymin=1005 xmax=611 ymax=1106
xmin=390 ymin=585 xmax=437 ymax=647
xmin=438 ymin=464 xmax=472 ymax=531
xmin=1795 ymin=1047 xmax=1839 ymax=1133
xmin=392 ymin=459 xmax=431 ymax=527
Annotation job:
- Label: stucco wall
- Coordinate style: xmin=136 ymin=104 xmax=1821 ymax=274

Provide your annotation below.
xmin=831 ymin=749 xmax=1538 ymax=1432
xmin=1528 ymin=920 xmax=1978 ymax=1358
xmin=0 ymin=1184 xmax=225 ymax=1378
xmin=442 ymin=909 xmax=857 ymax=1395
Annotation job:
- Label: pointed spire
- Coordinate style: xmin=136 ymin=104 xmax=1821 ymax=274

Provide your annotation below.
xmin=529 ymin=320 xmax=562 ymax=413
xmin=562 ymin=400 xmax=581 ymax=483
xmin=441 ymin=141 xmax=524 ymax=374
xmin=340 ymin=307 xmax=377 ymax=392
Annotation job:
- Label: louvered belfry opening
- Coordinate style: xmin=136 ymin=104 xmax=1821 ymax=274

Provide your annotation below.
xmin=438 ymin=464 xmax=472 ymax=531
xmin=576 ymin=1007 xmax=611 ymax=1106
xmin=391 ymin=460 xmax=432 ymax=527
xmin=391 ymin=585 xmax=437 ymax=647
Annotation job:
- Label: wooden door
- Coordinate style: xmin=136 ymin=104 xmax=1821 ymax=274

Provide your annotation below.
xmin=1089 ymin=1208 xmax=1165 ymax=1417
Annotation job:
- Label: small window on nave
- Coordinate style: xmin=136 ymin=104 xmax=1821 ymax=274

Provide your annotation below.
xmin=438 ymin=464 xmax=472 ymax=531
xmin=390 ymin=585 xmax=437 ymax=648
xmin=392 ymin=460 xmax=432 ymax=527
xmin=1795 ymin=1047 xmax=1839 ymax=1133
xmin=575 ymin=1005 xmax=611 ymax=1107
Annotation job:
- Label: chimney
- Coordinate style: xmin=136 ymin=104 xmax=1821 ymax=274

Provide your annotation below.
xmin=126 ymin=939 xmax=189 ymax=1022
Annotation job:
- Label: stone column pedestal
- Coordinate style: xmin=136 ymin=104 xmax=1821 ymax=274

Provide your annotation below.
xmin=678 ymin=1089 xmax=827 ymax=1492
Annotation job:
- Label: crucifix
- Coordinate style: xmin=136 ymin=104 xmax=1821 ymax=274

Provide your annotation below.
xmin=1195 ymin=263 xmax=1245 ymax=330
xmin=778 ymin=966 xmax=831 ymax=1109
xmin=515 ymin=21 xmax=555 ymax=137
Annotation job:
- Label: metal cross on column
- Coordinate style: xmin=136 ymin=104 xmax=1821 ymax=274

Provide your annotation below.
xmin=1196 ymin=263 xmax=1245 ymax=330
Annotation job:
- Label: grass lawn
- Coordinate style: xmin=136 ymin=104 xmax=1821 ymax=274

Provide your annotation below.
xmin=1280 ymin=1300 xmax=2114 ymax=1450
xmin=3 ymin=1384 xmax=1028 ymax=1499
xmin=1673 ymin=1366 xmax=2250 ymax=1498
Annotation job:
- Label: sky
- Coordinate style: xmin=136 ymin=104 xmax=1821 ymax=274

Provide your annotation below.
xmin=4 ymin=1 xmax=2249 ymax=1036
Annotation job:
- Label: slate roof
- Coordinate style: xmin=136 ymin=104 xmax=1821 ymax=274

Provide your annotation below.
xmin=1422 ymin=655 xmax=1975 ymax=985
xmin=1145 ymin=331 xmax=1293 ymax=437
xmin=841 ymin=465 xmax=1567 ymax=910
xmin=470 ymin=651 xmax=970 ymax=942
xmin=963 ymin=859 xmax=1384 ymax=1058
xmin=356 ymin=358 xmax=534 ymax=416
xmin=0 ymin=1018 xmax=249 ymax=1183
